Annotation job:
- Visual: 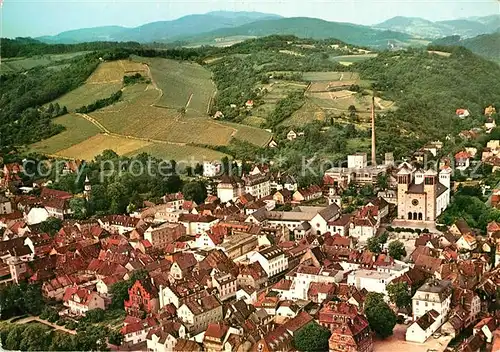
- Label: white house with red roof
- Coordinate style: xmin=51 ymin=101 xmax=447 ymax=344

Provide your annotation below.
xmin=63 ymin=286 xmax=105 ymax=316
xmin=121 ymin=316 xmax=158 ymax=345
xmin=193 ymin=230 xmax=223 ymax=248
xmin=473 ymin=316 xmax=497 ymax=343
xmin=177 ymin=295 xmax=223 ymax=334
xmin=96 ymin=273 xmax=125 ymax=296
xmin=349 ymin=214 xmax=379 ymax=243
xmin=146 ymin=322 xmax=186 ymax=352
xmin=456 ymin=109 xmax=470 ymax=118
xmin=178 ymin=214 xmax=219 ymax=236
xmin=455 ymin=151 xmax=471 ymax=170
xmin=456 ymin=233 xmax=478 ymax=251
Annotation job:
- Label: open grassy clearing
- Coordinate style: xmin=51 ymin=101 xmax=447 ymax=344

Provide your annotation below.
xmin=30 ymin=114 xmax=101 ymax=155
xmin=129 ymin=144 xmax=229 ymax=161
xmin=132 ymin=56 xmax=215 ymax=115
xmin=278 ymin=50 xmax=305 ymax=57
xmin=307 ymin=90 xmax=394 ymax=115
xmin=330 ymin=54 xmax=378 ymax=64
xmin=55 ymin=134 xmax=152 ymax=160
xmin=427 ymin=50 xmax=452 ymax=57
xmin=1 ymin=51 xmax=92 ymax=73
xmin=189 ymin=35 xmax=257 ymax=48
xmin=308 ymin=92 xmax=373 ymax=111
xmin=242 ymin=116 xmax=267 ymax=128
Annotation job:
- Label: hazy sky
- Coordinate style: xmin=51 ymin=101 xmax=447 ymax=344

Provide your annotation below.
xmin=2 ymin=0 xmax=499 ymax=38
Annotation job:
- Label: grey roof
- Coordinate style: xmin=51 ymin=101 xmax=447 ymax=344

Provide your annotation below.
xmin=415 ymin=310 xmax=439 ymax=330
xmin=318 ymin=204 xmax=340 ymax=221
xmin=248 ymin=208 xmax=268 ymax=222
xmin=0 ymin=193 xmax=9 ymax=203
xmin=417 ymin=279 xmax=452 ymax=300
xmin=297 ymin=221 xmax=311 ymax=231
xmin=266 ymin=211 xmax=315 ymax=222
xmin=406 ymin=182 xmax=448 ymax=196
xmin=259 ymin=246 xmax=284 ymax=260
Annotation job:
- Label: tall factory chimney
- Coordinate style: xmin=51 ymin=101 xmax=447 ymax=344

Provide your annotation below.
xmin=371 ymin=93 xmax=376 ymax=166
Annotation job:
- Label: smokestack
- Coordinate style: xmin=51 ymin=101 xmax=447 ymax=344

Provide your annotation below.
xmin=371 ymin=93 xmax=376 ymax=166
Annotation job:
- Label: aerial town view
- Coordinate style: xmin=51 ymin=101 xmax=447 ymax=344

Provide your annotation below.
xmin=0 ymin=0 xmax=500 ymax=351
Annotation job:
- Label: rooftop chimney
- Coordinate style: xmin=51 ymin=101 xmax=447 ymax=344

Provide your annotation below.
xmin=371 ymin=93 xmax=376 ymax=166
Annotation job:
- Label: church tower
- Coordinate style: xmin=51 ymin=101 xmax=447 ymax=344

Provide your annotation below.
xmin=397 ymin=166 xmax=411 ymax=219
xmin=423 ymin=169 xmax=437 ymax=221
xmin=84 ymin=175 xmax=92 ymax=199
xmin=439 ymin=167 xmax=452 ymax=205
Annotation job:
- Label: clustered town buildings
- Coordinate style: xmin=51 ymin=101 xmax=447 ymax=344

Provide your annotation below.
xmin=0 ymin=107 xmax=500 ymax=352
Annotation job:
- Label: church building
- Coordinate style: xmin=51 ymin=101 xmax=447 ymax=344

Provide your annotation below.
xmin=397 ymin=163 xmax=451 ymax=223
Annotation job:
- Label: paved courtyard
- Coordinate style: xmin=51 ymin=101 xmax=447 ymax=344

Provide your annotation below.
xmin=373 ymin=324 xmax=452 ymax=352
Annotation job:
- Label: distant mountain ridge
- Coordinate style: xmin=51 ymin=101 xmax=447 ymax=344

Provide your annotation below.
xmin=37 ymin=11 xmax=282 ymax=44
xmin=34 ymin=11 xmax=500 ymax=48
xmin=186 ymin=17 xmax=414 ymax=47
xmin=374 ymin=15 xmax=500 ymax=39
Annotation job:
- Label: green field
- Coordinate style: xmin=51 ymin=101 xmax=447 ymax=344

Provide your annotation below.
xmin=220 ymin=121 xmax=272 ymax=146
xmin=283 ymin=101 xmax=326 ymax=126
xmin=129 ymin=144 xmax=229 ymax=161
xmin=330 ymin=54 xmax=378 ymax=65
xmin=33 ymin=57 xmax=272 ymax=161
xmin=251 ymin=80 xmax=308 ymax=123
xmin=132 ymin=56 xmax=215 ymax=115
xmin=51 ymin=83 xmax=122 ymax=112
xmin=302 ymin=72 xmax=361 ymax=82
xmin=346 ymin=138 xmax=371 ymax=153
xmin=49 ymin=60 xmax=148 ymax=112
xmin=1 ymin=51 xmax=92 ymax=73
xmin=30 ymin=114 xmax=101 ymax=155
xmin=241 ymin=116 xmax=267 ymax=128
xmin=55 ymin=134 xmax=153 ymax=160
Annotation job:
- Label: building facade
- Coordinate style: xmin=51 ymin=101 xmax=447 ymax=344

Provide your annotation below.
xmin=412 ymin=280 xmax=452 ymax=323
xmin=397 ymin=164 xmax=451 ymax=223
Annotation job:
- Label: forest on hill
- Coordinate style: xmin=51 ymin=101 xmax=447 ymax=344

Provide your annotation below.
xmin=354 ymin=47 xmax=500 ymax=157
xmin=430 ymin=33 xmax=500 ymax=61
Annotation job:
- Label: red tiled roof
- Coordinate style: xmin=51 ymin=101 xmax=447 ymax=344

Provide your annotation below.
xmin=283 ymin=311 xmax=313 ymax=332
xmin=173 ymin=252 xmax=197 ymax=270
xmin=140 ymin=239 xmax=153 ymax=248
xmin=204 ymin=322 xmax=229 ymax=339
xmin=273 ymin=279 xmax=292 ymax=291
xmin=43 ymin=197 xmax=67 ymax=210
xmin=41 ymin=188 xmax=72 ymax=200
xmin=487 ymin=221 xmax=500 ymax=233
xmin=179 ymin=214 xmax=218 ymax=223
xmin=455 ymin=151 xmax=471 ymax=159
